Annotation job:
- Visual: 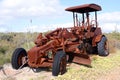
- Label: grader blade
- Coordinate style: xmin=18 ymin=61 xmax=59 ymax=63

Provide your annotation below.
xmin=73 ymin=54 xmax=91 ymax=65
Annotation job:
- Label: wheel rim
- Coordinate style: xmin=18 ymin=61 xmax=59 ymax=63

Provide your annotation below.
xmin=18 ymin=52 xmax=26 ymax=66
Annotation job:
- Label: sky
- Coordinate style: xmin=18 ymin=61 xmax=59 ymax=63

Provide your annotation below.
xmin=0 ymin=0 xmax=120 ymax=33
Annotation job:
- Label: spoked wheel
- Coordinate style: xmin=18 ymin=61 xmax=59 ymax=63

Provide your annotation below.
xmin=52 ymin=50 xmax=67 ymax=76
xmin=11 ymin=48 xmax=28 ymax=69
xmin=97 ymin=36 xmax=109 ymax=56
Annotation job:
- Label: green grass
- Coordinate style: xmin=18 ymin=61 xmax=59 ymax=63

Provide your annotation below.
xmin=52 ymin=49 xmax=120 ymax=80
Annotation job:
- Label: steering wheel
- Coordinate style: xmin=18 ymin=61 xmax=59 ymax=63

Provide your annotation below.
xmin=90 ymin=20 xmax=98 ymax=27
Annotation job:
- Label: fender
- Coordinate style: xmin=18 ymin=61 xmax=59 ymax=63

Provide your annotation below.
xmin=92 ymin=35 xmax=102 ymax=46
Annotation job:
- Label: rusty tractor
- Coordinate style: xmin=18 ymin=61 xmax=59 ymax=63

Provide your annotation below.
xmin=11 ymin=3 xmax=109 ymax=76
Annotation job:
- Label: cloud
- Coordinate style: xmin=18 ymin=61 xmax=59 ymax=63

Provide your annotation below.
xmin=0 ymin=0 xmax=120 ymax=33
xmin=0 ymin=0 xmax=65 ymax=32
xmin=0 ymin=25 xmax=10 ymax=32
xmin=22 ymin=22 xmax=73 ymax=32
xmin=100 ymin=23 xmax=119 ymax=33
xmin=98 ymin=12 xmax=120 ymax=23
xmin=2 ymin=11 xmax=120 ymax=33
xmin=0 ymin=27 xmax=7 ymax=32
xmin=0 ymin=0 xmax=64 ymax=24
xmin=98 ymin=12 xmax=120 ymax=32
xmin=0 ymin=0 xmax=64 ymax=17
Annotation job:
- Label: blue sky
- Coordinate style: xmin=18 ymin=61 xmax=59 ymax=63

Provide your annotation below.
xmin=0 ymin=0 xmax=120 ymax=32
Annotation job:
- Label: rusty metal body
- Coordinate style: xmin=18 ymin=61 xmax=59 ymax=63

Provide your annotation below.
xmin=27 ymin=3 xmax=104 ymax=68
xmin=11 ymin=3 xmax=109 ymax=76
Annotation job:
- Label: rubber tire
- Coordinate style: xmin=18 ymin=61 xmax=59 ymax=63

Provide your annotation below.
xmin=52 ymin=50 xmax=66 ymax=76
xmin=67 ymin=52 xmax=74 ymax=63
xmin=11 ymin=48 xmax=27 ymax=69
xmin=97 ymin=36 xmax=109 ymax=56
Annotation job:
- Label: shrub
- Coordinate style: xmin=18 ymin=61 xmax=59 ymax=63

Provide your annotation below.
xmin=0 ymin=46 xmax=8 ymax=54
xmin=0 ymin=34 xmax=13 ymax=42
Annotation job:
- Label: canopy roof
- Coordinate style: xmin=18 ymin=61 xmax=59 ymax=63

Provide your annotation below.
xmin=65 ymin=3 xmax=102 ymax=13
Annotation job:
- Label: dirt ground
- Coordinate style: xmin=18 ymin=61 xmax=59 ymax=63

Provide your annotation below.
xmin=0 ymin=63 xmax=120 ymax=80
xmin=0 ymin=63 xmax=53 ymax=80
xmin=97 ymin=66 xmax=120 ymax=80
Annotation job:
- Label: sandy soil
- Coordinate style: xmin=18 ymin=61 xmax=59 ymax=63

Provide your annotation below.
xmin=97 ymin=67 xmax=120 ymax=80
xmin=0 ymin=63 xmax=120 ymax=80
xmin=0 ymin=63 xmax=54 ymax=80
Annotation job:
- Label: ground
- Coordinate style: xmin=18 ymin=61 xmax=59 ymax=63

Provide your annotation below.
xmin=0 ymin=63 xmax=52 ymax=80
xmin=0 ymin=50 xmax=120 ymax=80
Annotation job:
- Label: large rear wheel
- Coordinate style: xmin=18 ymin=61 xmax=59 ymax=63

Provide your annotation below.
xmin=97 ymin=36 xmax=109 ymax=56
xmin=52 ymin=50 xmax=67 ymax=76
xmin=11 ymin=48 xmax=27 ymax=69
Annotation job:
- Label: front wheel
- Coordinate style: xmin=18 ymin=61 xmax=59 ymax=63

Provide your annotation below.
xmin=97 ymin=36 xmax=109 ymax=56
xmin=52 ymin=50 xmax=67 ymax=76
xmin=11 ymin=48 xmax=27 ymax=69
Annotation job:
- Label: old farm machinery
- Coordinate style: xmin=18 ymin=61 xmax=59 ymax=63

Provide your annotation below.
xmin=11 ymin=3 xmax=109 ymax=76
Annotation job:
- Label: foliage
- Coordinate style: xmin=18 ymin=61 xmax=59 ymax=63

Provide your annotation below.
xmin=0 ymin=46 xmax=8 ymax=54
xmin=0 ymin=34 xmax=13 ymax=42
xmin=106 ymin=32 xmax=120 ymax=40
xmin=0 ymin=32 xmax=38 ymax=65
xmin=105 ymin=32 xmax=120 ymax=52
xmin=0 ymin=32 xmax=120 ymax=66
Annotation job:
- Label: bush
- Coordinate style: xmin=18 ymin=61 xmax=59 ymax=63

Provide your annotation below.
xmin=0 ymin=34 xmax=13 ymax=42
xmin=105 ymin=32 xmax=120 ymax=53
xmin=0 ymin=46 xmax=8 ymax=54
xmin=0 ymin=32 xmax=119 ymax=66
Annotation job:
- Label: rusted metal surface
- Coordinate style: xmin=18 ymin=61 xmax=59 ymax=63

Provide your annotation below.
xmin=65 ymin=3 xmax=102 ymax=13
xmin=27 ymin=3 xmax=103 ymax=68
xmin=28 ymin=26 xmax=95 ymax=67
xmin=72 ymin=54 xmax=91 ymax=65
xmin=12 ymin=3 xmax=109 ymax=76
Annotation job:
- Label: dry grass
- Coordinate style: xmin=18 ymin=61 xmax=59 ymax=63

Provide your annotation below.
xmin=52 ymin=49 xmax=120 ymax=80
